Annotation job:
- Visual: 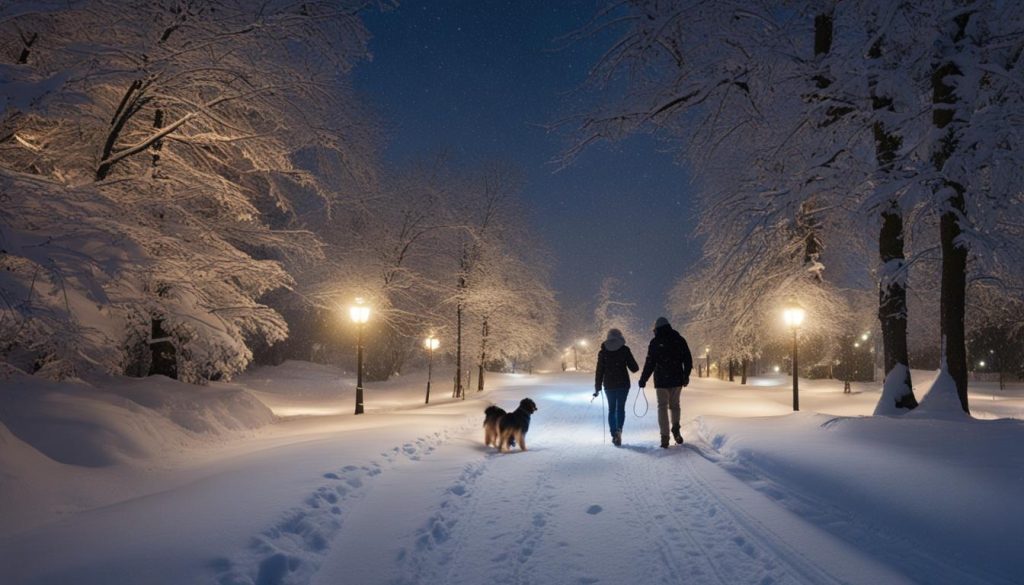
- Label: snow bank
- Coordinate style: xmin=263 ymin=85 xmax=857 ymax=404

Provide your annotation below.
xmin=0 ymin=373 xmax=274 ymax=468
xmin=912 ymin=366 xmax=971 ymax=420
xmin=874 ymin=363 xmax=913 ymax=415
xmin=696 ymin=412 xmax=1024 ymax=583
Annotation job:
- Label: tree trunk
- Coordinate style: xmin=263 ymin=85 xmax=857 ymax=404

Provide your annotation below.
xmin=96 ymin=79 xmax=145 ymax=181
xmin=878 ymin=203 xmax=917 ymax=408
xmin=932 ymin=12 xmax=971 ymax=413
xmin=869 ymin=36 xmax=917 ymax=410
xmin=741 ymin=359 xmax=748 ymax=385
xmin=454 ymin=248 xmax=467 ymax=399
xmin=17 ymin=32 xmax=38 ymax=64
xmin=798 ymin=9 xmax=836 ymax=284
xmin=728 ymin=359 xmax=734 ymax=382
xmin=151 ymin=108 xmax=165 ymax=172
xmin=477 ymin=317 xmax=488 ymax=392
xmin=148 ymin=318 xmax=177 ymax=379
xmin=454 ymin=300 xmax=463 ymax=398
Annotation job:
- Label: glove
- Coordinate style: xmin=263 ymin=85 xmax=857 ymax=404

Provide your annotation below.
xmin=638 ymin=381 xmax=646 ymax=389
xmin=682 ymin=375 xmax=690 ymax=388
xmin=592 ymin=389 xmax=600 ymax=398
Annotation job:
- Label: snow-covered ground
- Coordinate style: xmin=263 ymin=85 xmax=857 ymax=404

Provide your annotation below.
xmin=2 ymin=362 xmax=1022 ymax=585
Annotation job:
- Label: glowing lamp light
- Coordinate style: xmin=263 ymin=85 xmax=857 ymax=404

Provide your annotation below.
xmin=773 ymin=365 xmax=780 ymax=373
xmin=349 ymin=300 xmax=370 ymax=324
xmin=861 ymin=333 xmax=869 ymax=341
xmin=424 ymin=336 xmax=440 ymax=351
xmin=578 ymin=339 xmax=588 ymax=347
xmin=854 ymin=342 xmax=861 ymax=348
xmin=979 ymin=360 xmax=986 ymax=368
xmin=782 ymin=302 xmax=806 ymax=328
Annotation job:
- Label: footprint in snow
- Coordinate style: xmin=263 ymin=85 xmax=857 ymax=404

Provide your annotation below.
xmin=586 ymin=505 xmax=603 ymax=515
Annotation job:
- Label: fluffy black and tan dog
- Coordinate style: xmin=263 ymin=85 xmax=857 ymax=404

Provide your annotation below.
xmin=483 ymin=398 xmax=538 ymax=452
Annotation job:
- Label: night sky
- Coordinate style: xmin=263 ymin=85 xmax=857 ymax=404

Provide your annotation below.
xmin=355 ymin=0 xmax=699 ymax=329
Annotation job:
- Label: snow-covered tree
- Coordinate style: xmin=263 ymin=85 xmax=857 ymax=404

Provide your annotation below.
xmin=573 ymin=0 xmax=1024 ymax=414
xmin=0 ymin=1 xmax=380 ymax=381
xmin=592 ymin=277 xmax=643 ymax=356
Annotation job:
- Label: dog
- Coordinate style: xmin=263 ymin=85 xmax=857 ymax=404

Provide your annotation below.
xmin=482 ymin=398 xmax=538 ymax=452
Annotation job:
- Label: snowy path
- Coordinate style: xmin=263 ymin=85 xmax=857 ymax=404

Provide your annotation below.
xmin=304 ymin=379 xmax=909 ymax=585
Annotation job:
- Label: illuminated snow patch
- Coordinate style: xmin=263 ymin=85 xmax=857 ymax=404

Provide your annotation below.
xmin=542 ymin=392 xmax=594 ymax=404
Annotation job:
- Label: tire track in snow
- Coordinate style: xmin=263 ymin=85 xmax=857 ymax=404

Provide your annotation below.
xmin=212 ymin=421 xmax=474 ymax=585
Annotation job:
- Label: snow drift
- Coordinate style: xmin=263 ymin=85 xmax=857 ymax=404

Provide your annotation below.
xmin=0 ymin=373 xmax=274 ymax=468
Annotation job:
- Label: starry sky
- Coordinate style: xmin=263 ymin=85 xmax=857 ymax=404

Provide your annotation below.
xmin=354 ymin=0 xmax=700 ymax=332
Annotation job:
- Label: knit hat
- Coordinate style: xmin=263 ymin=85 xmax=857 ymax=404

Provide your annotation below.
xmin=603 ymin=328 xmax=625 ymax=351
xmin=654 ymin=317 xmax=671 ymax=329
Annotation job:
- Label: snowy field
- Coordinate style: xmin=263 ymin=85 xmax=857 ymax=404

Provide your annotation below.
xmin=2 ymin=362 xmax=1023 ymax=585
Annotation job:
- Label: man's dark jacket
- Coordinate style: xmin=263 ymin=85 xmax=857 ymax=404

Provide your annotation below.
xmin=595 ymin=344 xmax=640 ymax=391
xmin=639 ymin=324 xmax=693 ymax=388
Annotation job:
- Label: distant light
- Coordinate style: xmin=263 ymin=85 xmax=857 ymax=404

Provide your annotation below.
xmin=773 ymin=365 xmax=780 ymax=373
xmin=854 ymin=342 xmax=860 ymax=348
xmin=424 ymin=336 xmax=440 ymax=350
xmin=861 ymin=333 xmax=869 ymax=341
xmin=979 ymin=360 xmax=986 ymax=367
xmin=577 ymin=339 xmax=588 ymax=347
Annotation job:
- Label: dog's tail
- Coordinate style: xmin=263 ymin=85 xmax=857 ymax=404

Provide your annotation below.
xmin=483 ymin=405 xmax=505 ymax=424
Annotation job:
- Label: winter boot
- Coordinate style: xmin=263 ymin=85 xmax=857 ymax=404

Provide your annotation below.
xmin=660 ymin=434 xmax=670 ymax=449
xmin=672 ymin=425 xmax=684 ymax=445
xmin=612 ymin=431 xmax=622 ymax=447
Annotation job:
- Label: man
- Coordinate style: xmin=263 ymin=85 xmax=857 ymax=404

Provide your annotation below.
xmin=638 ymin=317 xmax=693 ymax=448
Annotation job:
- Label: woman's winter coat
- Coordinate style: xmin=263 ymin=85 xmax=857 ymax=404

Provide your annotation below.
xmin=595 ymin=342 xmax=640 ymax=391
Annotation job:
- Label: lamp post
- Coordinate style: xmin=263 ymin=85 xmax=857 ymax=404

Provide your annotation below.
xmin=424 ymin=335 xmax=439 ymax=404
xmin=705 ymin=346 xmax=710 ymax=378
xmin=782 ymin=300 xmax=806 ymax=412
xmin=349 ymin=299 xmax=371 ymax=415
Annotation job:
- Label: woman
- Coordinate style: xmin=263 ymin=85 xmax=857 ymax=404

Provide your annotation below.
xmin=593 ymin=328 xmax=640 ymax=446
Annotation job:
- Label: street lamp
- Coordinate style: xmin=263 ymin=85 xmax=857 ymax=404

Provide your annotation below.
xmin=573 ymin=339 xmax=587 ymax=371
xmin=705 ymin=346 xmax=711 ymax=378
xmin=349 ymin=299 xmax=371 ymax=415
xmin=424 ymin=335 xmax=440 ymax=404
xmin=782 ymin=300 xmax=806 ymax=412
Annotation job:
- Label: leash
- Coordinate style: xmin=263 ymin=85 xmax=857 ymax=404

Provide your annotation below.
xmin=602 ymin=391 xmax=607 ymax=443
xmin=590 ymin=391 xmax=607 ymax=443
xmin=633 ymin=385 xmax=649 ymax=417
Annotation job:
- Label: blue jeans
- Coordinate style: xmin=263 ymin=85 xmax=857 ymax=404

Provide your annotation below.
xmin=606 ymin=389 xmax=628 ymax=436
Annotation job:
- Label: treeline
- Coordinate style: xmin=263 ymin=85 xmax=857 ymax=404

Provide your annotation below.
xmin=572 ymin=1 xmax=1024 ymax=414
xmin=0 ymin=1 xmax=557 ymax=383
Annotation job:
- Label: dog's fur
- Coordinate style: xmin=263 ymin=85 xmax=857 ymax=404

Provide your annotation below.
xmin=483 ymin=398 xmax=538 ymax=452
xmin=483 ymin=405 xmax=506 ymax=447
